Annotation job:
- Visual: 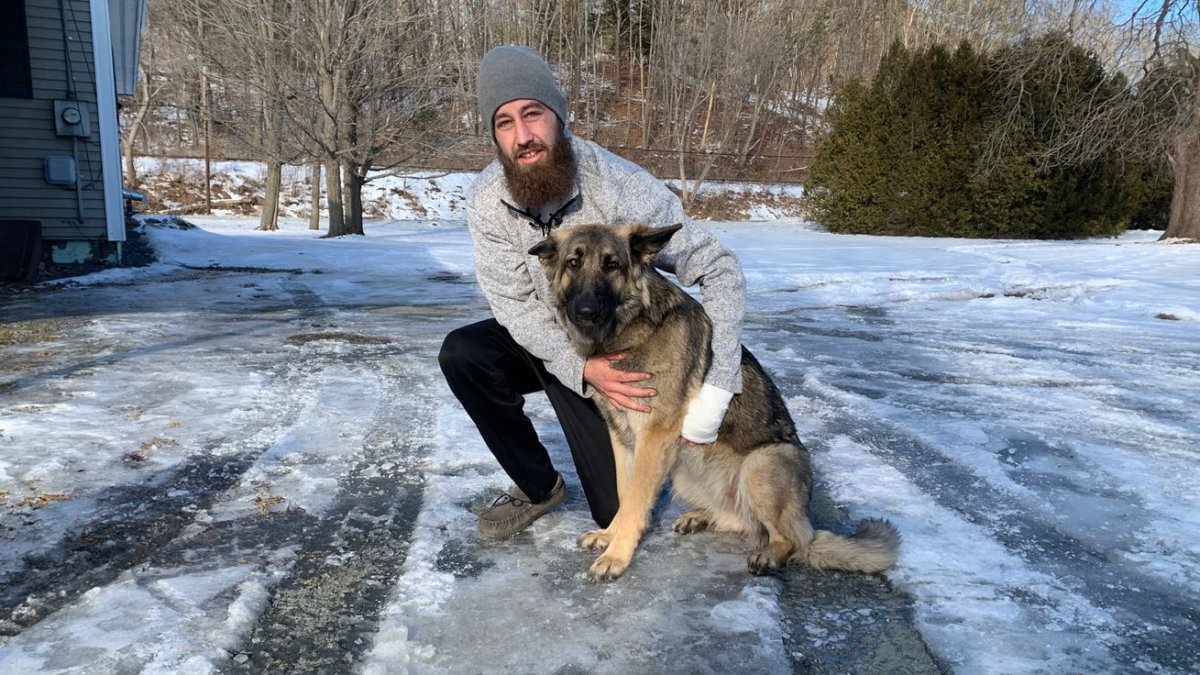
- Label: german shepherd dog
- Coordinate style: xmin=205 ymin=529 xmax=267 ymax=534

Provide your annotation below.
xmin=529 ymin=223 xmax=900 ymax=581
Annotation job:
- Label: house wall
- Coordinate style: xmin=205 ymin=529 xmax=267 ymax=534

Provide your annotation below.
xmin=0 ymin=0 xmax=110 ymax=245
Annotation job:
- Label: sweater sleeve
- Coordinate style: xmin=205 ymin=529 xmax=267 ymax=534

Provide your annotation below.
xmin=615 ymin=174 xmax=746 ymax=394
xmin=466 ymin=203 xmax=590 ymax=396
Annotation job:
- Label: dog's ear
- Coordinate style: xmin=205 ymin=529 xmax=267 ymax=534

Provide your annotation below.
xmin=629 ymin=223 xmax=683 ymax=261
xmin=528 ymin=237 xmax=557 ymax=260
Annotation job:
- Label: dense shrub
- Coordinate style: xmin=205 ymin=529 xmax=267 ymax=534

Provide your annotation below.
xmin=807 ymin=36 xmax=1171 ymax=238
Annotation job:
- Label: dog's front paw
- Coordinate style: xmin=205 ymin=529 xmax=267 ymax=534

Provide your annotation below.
xmin=578 ymin=528 xmax=612 ymax=552
xmin=672 ymin=510 xmax=711 ymax=534
xmin=587 ymin=552 xmax=631 ymax=582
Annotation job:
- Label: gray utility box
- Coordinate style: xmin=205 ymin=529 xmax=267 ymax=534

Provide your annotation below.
xmin=45 ymin=155 xmax=78 ymax=186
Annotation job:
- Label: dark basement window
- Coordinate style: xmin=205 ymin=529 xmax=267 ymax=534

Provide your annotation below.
xmin=0 ymin=0 xmax=33 ymax=99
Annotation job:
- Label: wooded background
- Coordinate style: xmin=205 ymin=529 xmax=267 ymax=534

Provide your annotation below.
xmin=120 ymin=0 xmax=1198 ymax=238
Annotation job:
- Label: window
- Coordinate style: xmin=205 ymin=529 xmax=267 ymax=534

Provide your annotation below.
xmin=0 ymin=0 xmax=33 ymax=98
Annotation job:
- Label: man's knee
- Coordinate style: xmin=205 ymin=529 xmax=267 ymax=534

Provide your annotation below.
xmin=438 ymin=325 xmax=476 ymax=377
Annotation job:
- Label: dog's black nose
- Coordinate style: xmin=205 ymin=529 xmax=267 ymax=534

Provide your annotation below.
xmin=569 ymin=294 xmax=606 ymax=325
xmin=575 ymin=300 xmax=600 ymax=320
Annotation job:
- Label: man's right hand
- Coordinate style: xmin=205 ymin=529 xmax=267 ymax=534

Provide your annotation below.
xmin=584 ymin=353 xmax=656 ymax=413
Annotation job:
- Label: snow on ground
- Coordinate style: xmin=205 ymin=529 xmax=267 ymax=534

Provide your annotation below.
xmin=1 ymin=209 xmax=1198 ymax=673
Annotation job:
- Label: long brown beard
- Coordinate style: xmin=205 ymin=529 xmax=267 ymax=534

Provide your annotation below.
xmin=499 ymin=132 xmax=577 ymax=211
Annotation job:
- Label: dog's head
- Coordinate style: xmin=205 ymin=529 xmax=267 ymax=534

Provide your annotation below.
xmin=529 ymin=223 xmax=682 ymax=346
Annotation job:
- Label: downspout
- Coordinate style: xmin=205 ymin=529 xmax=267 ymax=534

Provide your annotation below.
xmin=90 ymin=0 xmax=127 ymax=258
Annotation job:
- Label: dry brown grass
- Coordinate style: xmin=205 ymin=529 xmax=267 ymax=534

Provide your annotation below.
xmin=685 ymin=189 xmax=806 ymax=221
xmin=0 ymin=319 xmax=67 ymax=347
xmin=3 ymin=491 xmax=71 ymax=511
xmin=255 ymin=495 xmax=287 ymax=516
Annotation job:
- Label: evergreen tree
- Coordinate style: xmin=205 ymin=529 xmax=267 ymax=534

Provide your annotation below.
xmin=808 ymin=35 xmax=1172 ymax=239
xmin=976 ymin=34 xmax=1138 ymax=238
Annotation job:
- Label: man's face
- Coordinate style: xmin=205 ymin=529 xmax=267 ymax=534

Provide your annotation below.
xmin=494 ymin=98 xmax=576 ymax=210
xmin=493 ymin=99 xmax=559 ymax=167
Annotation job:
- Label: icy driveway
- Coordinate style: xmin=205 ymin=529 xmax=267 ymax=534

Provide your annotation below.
xmin=1 ymin=217 xmax=1198 ymax=674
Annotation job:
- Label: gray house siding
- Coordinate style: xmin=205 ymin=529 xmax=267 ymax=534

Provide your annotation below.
xmin=0 ymin=0 xmax=110 ymax=243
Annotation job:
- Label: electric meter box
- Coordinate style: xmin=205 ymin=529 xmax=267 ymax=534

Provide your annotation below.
xmin=54 ymin=100 xmax=91 ymax=138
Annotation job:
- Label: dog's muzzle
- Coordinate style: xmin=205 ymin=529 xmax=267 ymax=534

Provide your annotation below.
xmin=569 ymin=296 xmax=603 ymax=324
xmin=565 ymin=291 xmax=617 ymax=337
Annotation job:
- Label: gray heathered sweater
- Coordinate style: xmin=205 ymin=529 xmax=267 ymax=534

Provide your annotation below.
xmin=465 ymin=136 xmax=746 ymax=398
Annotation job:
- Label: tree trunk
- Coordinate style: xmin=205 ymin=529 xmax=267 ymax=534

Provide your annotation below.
xmin=738 ymin=93 xmax=766 ymax=168
xmin=258 ymin=100 xmax=284 ymax=231
xmin=341 ymin=163 xmax=366 ymax=236
xmin=315 ymin=2 xmax=344 ymax=236
xmin=1161 ymin=67 xmax=1200 ymax=241
xmin=123 ymin=67 xmax=151 ymax=189
xmin=318 ymin=73 xmax=344 ymax=234
xmin=309 ymin=163 xmax=322 ymax=231
xmin=1161 ymin=132 xmax=1200 ymax=240
xmin=256 ymin=0 xmax=284 ymax=233
xmin=259 ymin=160 xmax=282 ymax=231
xmin=677 ymin=141 xmax=692 ymax=210
xmin=324 ymin=158 xmax=345 ymax=235
xmin=201 ymin=64 xmax=213 ymax=215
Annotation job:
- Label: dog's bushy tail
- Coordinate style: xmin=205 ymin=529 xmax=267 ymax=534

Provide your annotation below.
xmin=794 ymin=518 xmax=900 ymax=573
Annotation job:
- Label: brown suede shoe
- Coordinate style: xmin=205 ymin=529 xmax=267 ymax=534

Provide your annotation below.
xmin=478 ymin=474 xmax=566 ymax=539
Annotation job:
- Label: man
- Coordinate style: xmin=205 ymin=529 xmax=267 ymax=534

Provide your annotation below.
xmin=439 ymin=45 xmax=746 ymax=539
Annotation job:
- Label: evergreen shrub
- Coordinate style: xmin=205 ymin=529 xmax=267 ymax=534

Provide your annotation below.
xmin=807 ymin=35 xmax=1171 ymax=238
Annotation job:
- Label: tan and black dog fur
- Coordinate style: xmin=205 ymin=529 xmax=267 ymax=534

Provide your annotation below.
xmin=529 ymin=223 xmax=900 ymax=581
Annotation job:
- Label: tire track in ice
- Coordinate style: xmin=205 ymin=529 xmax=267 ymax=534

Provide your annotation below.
xmin=0 ymin=275 xmax=354 ymax=642
xmin=775 ymin=370 xmax=1200 ymax=674
xmin=222 ymin=328 xmax=446 ymax=673
xmin=0 ymin=352 xmax=322 ymax=638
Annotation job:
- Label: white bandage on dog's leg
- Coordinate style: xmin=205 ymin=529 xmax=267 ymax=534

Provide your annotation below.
xmin=681 ymin=383 xmax=735 ymax=444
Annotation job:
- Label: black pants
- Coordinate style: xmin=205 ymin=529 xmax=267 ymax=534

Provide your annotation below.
xmin=438 ymin=319 xmax=617 ymax=527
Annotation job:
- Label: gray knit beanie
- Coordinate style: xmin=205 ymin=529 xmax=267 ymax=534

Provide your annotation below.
xmin=477 ymin=45 xmax=568 ymax=141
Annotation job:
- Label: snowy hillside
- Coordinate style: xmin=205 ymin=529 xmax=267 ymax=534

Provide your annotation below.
xmin=129 ymin=157 xmax=806 ymax=223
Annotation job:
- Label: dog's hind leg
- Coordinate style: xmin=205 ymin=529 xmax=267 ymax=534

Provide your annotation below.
xmin=672 ymin=509 xmax=712 ymax=534
xmin=671 ymin=453 xmax=755 ymax=537
xmin=741 ymin=444 xmax=813 ymax=576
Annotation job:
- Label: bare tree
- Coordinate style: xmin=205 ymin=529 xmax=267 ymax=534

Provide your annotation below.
xmin=1137 ymin=2 xmax=1200 ymax=239
xmin=280 ymin=0 xmax=444 ymax=236
xmin=137 ymin=0 xmax=962 ymax=196
xmin=178 ymin=0 xmax=300 ymax=230
xmin=256 ymin=0 xmax=291 ymax=232
xmin=174 ymin=0 xmax=445 ymax=235
xmin=121 ymin=66 xmax=161 ymax=189
xmin=642 ymin=1 xmax=812 ymax=206
xmin=1163 ymin=53 xmax=1200 ymax=238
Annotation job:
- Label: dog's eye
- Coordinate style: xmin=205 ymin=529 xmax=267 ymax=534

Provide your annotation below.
xmin=602 ymin=259 xmax=620 ymax=272
xmin=566 ymin=258 xmax=581 ymax=269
